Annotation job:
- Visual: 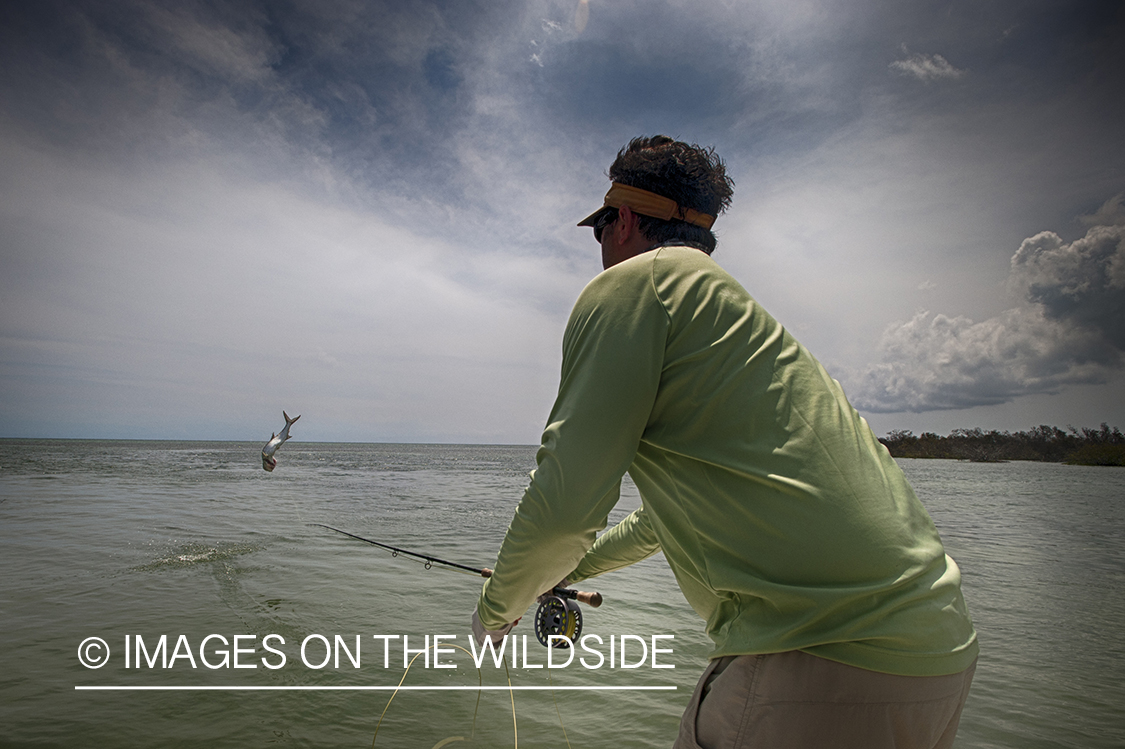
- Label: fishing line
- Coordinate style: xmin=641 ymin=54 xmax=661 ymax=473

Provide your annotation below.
xmin=315 ymin=523 xmax=587 ymax=746
xmin=548 ymin=670 xmax=573 ymax=749
xmin=507 ymin=662 xmax=518 ymax=749
xmin=369 ymin=642 xmax=506 ymax=749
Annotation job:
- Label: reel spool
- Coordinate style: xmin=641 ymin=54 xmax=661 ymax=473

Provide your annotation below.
xmin=534 ymin=595 xmax=583 ymax=648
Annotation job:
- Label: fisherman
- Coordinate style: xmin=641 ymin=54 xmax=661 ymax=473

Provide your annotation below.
xmin=473 ymin=135 xmax=978 ymax=748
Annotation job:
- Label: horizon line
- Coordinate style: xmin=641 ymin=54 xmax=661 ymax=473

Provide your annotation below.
xmin=0 ymin=436 xmax=539 ymax=447
xmin=5 ymin=421 xmax=1121 ymax=446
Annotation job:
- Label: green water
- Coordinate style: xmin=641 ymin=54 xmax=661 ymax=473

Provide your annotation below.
xmin=1 ymin=440 xmax=1122 ymax=747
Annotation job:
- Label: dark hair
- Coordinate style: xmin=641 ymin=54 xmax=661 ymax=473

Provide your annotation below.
xmin=607 ymin=135 xmax=734 ymax=254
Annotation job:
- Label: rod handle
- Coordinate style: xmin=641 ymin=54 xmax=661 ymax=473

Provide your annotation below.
xmin=479 ymin=571 xmax=603 ymax=608
xmin=553 ymin=586 xmax=603 ymax=608
xmin=574 ymin=590 xmax=603 ymax=608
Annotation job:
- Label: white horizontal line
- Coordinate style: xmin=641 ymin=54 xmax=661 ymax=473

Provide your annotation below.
xmin=75 ymin=685 xmax=676 ymax=691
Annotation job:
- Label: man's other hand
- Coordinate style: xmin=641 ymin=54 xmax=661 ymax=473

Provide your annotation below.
xmin=471 ymin=609 xmax=518 ymax=646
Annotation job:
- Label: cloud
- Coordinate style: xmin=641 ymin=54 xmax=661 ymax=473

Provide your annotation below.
xmin=889 ymin=51 xmax=967 ymax=82
xmin=574 ymin=0 xmax=589 ymax=34
xmin=850 ymin=198 xmax=1125 ymax=413
xmin=1011 ymin=223 xmax=1125 ymax=348
xmin=1079 ymin=192 xmax=1125 ymax=228
xmin=3 ymin=0 xmax=1124 ymax=438
xmin=139 ymin=2 xmax=280 ymax=84
xmin=0 ymin=116 xmax=585 ymax=442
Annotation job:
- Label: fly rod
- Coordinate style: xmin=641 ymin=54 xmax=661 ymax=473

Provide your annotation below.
xmin=310 ymin=523 xmax=603 ymax=647
xmin=310 ymin=523 xmax=493 ymax=576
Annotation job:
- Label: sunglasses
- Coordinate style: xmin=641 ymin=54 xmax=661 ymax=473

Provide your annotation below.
xmin=592 ymin=208 xmax=619 ymax=243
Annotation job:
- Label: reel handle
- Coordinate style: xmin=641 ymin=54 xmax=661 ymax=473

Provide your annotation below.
xmin=478 ymin=568 xmax=604 ymax=608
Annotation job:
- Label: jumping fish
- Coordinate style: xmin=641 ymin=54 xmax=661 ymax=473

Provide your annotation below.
xmin=262 ymin=411 xmax=300 ymax=472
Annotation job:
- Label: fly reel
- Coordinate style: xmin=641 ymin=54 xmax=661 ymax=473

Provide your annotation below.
xmin=534 ymin=594 xmax=583 ymax=648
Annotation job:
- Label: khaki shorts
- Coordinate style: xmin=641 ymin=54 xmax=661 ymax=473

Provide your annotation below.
xmin=674 ymin=650 xmax=976 ymax=749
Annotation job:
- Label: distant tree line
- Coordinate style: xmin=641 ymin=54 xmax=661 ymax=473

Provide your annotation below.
xmin=879 ymin=424 xmax=1125 ymax=465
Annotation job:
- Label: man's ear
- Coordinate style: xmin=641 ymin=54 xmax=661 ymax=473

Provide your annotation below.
xmin=615 ymin=204 xmax=640 ymax=243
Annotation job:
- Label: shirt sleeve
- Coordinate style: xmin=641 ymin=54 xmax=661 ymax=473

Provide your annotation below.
xmin=475 ymin=259 xmax=668 ymax=629
xmin=567 ymin=504 xmax=662 ymax=583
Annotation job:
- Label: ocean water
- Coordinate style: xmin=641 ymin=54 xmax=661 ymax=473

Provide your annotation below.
xmin=0 ymin=440 xmax=1122 ymax=748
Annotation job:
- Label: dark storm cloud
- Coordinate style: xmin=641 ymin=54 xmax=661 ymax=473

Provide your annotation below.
xmin=520 ymin=1 xmax=891 ymax=155
xmin=3 ymin=0 xmax=1120 ymax=191
xmin=851 ymin=198 xmax=1125 ymax=413
xmin=1012 ymin=223 xmax=1125 ymax=349
xmin=0 ymin=0 xmax=878 ymax=185
xmin=0 ymin=0 xmax=516 ymax=196
xmin=0 ymin=1 xmax=284 ymax=134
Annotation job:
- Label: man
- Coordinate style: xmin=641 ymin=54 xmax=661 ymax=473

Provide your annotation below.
xmin=473 ymin=135 xmax=977 ymax=748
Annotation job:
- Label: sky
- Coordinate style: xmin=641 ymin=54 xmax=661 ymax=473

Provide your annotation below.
xmin=1 ymin=0 xmax=1123 ymax=444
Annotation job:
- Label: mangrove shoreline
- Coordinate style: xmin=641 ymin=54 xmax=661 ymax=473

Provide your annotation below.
xmin=879 ymin=424 xmax=1125 ymax=465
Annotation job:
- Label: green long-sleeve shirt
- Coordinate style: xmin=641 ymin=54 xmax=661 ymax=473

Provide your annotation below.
xmin=477 ymin=246 xmax=978 ymax=677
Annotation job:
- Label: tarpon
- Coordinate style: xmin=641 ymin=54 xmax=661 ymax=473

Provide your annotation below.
xmin=262 ymin=411 xmax=300 ymax=472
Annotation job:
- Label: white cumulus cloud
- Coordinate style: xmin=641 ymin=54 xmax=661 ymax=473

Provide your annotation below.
xmin=850 ymin=198 xmax=1125 ymax=413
